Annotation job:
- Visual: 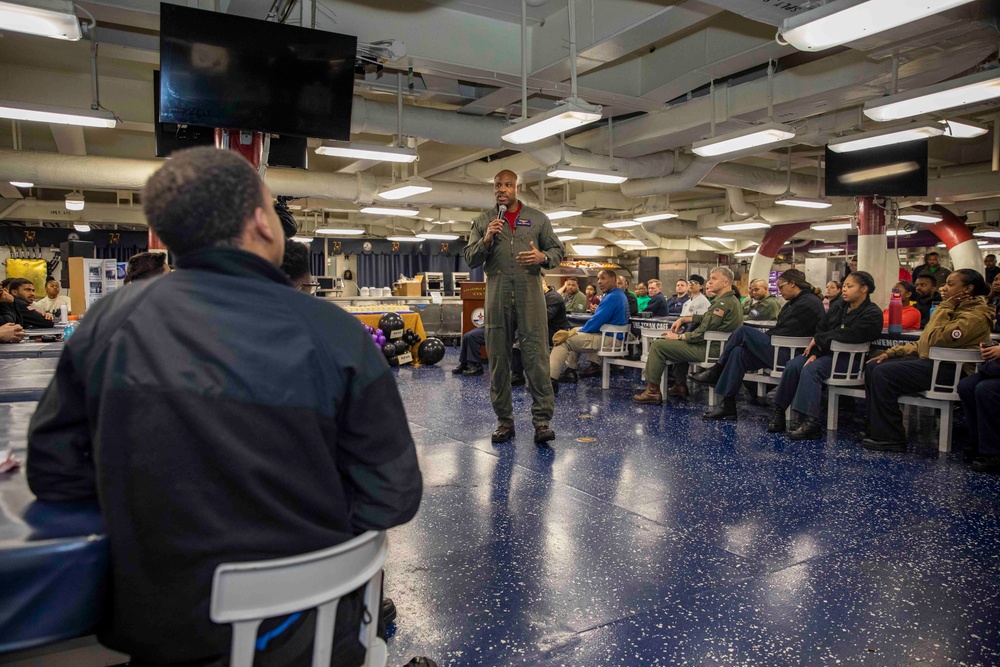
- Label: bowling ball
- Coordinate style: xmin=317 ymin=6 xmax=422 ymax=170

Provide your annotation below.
xmin=382 ymin=342 xmax=397 ymax=359
xmin=417 ymin=337 xmax=446 ymax=365
xmin=378 ymin=312 xmax=405 ymax=336
xmin=394 ymin=339 xmax=410 ymax=356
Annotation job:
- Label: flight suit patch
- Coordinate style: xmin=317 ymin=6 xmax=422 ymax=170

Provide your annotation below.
xmin=516 ymin=219 xmax=531 ymax=227
xmin=952 ymin=329 xmax=963 ymax=339
xmin=713 ymin=308 xmax=725 ymax=317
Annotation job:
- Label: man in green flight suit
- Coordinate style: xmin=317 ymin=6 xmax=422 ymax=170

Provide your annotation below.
xmin=743 ymin=278 xmax=782 ymax=321
xmin=465 ymin=170 xmax=565 ymax=445
xmin=633 ymin=267 xmax=743 ymax=403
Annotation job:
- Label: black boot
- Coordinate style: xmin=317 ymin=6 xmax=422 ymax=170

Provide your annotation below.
xmin=510 ymin=373 xmax=526 ymax=386
xmin=702 ymin=396 xmax=737 ymax=420
xmin=557 ymin=368 xmax=579 ymax=383
xmin=451 ymin=363 xmax=468 ymax=375
xmin=462 ymin=362 xmax=484 ymax=376
xmin=691 ymin=363 xmax=723 ymax=386
xmin=767 ymin=407 xmax=786 ymax=433
xmin=788 ymin=416 xmax=822 ymax=440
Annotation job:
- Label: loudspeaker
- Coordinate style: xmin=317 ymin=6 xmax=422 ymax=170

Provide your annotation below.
xmin=60 ymin=241 xmax=95 ymax=289
xmin=638 ymin=257 xmax=659 ymax=284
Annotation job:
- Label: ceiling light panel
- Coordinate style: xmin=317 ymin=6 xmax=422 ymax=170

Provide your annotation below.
xmin=692 ymin=123 xmax=796 ymax=158
xmin=547 ymin=164 xmax=628 ymax=184
xmin=864 ymin=69 xmax=1000 ymax=122
xmin=315 ymin=141 xmax=418 ymax=163
xmin=0 ymin=100 xmax=116 ymax=128
xmin=827 ymin=123 xmax=943 ymax=153
xmin=501 ymin=98 xmax=603 ymax=145
xmin=0 ymin=0 xmax=82 ymax=40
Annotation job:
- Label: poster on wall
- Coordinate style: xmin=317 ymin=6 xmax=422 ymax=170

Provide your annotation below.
xmin=86 ymin=259 xmax=105 ymax=309
xmin=104 ymin=259 xmax=120 ymax=296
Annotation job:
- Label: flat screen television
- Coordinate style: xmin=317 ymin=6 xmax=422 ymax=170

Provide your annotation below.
xmin=824 ymin=141 xmax=928 ymax=197
xmin=154 ymin=71 xmax=308 ymax=168
xmin=158 ymin=4 xmax=356 ymax=140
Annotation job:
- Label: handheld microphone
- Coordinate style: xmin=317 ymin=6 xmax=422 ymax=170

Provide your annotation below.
xmin=498 ymin=204 xmax=507 ymax=218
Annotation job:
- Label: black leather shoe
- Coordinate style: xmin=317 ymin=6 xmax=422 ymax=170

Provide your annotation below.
xmin=403 ymin=659 xmax=438 ymax=667
xmin=462 ymin=363 xmax=484 ymax=376
xmin=971 ymin=455 xmax=1000 ymax=473
xmin=534 ymin=424 xmax=556 ymax=444
xmin=579 ymin=364 xmax=601 ymax=378
xmin=550 ymin=378 xmax=559 ymax=395
xmin=861 ymin=437 xmax=906 ymax=452
xmin=510 ymin=373 xmax=526 ymax=386
xmin=788 ymin=416 xmax=822 ymax=440
xmin=381 ymin=597 xmax=397 ymax=626
xmin=451 ymin=363 xmax=467 ymax=375
xmin=557 ymin=368 xmax=579 ymax=383
xmin=491 ymin=425 xmax=515 ymax=443
xmin=691 ymin=364 xmax=723 ymax=386
xmin=702 ymin=397 xmax=737 ymax=420
xmin=767 ymin=408 xmax=786 ymax=433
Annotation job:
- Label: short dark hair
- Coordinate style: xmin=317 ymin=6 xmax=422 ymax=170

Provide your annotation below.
xmin=7 ymin=278 xmax=33 ymax=292
xmin=897 ymin=281 xmax=916 ymax=297
xmin=952 ymin=269 xmax=990 ymax=296
xmin=925 ymin=252 xmax=939 ymax=260
xmin=564 ymin=277 xmax=578 ymax=285
xmin=915 ymin=274 xmax=935 ymax=284
xmin=599 ymin=269 xmax=618 ymax=281
xmin=142 ymin=147 xmax=265 ymax=256
xmin=124 ymin=252 xmax=168 ymax=284
xmin=46 ymin=278 xmax=59 ymax=286
xmin=1 ymin=278 xmax=13 ymax=291
xmin=280 ymin=241 xmax=311 ymax=282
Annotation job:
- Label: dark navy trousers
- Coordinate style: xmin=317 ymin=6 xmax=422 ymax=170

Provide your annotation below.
xmin=714 ymin=326 xmax=776 ymax=398
xmin=958 ymin=361 xmax=1000 ymax=456
xmin=773 ymin=354 xmax=834 ymax=420
xmin=459 ymin=327 xmax=486 ymax=365
xmin=864 ymin=358 xmax=945 ymax=443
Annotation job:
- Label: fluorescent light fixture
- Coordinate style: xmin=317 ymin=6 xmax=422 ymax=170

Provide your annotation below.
xmin=386 ymin=236 xmax=424 ymax=242
xmin=700 ymin=236 xmax=735 ymax=243
xmin=65 ymin=191 xmax=84 ymax=211
xmin=547 ymin=163 xmax=628 ymax=184
xmin=973 ymin=229 xmax=1000 ymax=238
xmin=557 ymin=235 xmax=578 ymax=241
xmin=886 ymin=229 xmax=917 ymax=236
xmin=899 ymin=212 xmax=942 ymax=223
xmin=378 ymin=176 xmax=433 ymax=201
xmin=615 ymin=239 xmax=647 ymax=247
xmin=940 ymin=118 xmax=989 ymax=139
xmin=634 ymin=211 xmax=679 ymax=222
xmin=779 ymin=0 xmax=976 ymax=52
xmin=603 ymin=220 xmax=641 ymax=228
xmin=811 ymin=221 xmax=853 ymax=231
xmin=774 ymin=194 xmax=832 ymax=209
xmin=838 ymin=161 xmax=919 ymax=184
xmin=571 ymin=244 xmax=606 ymax=255
xmin=10 ymin=180 xmax=33 ymax=187
xmin=808 ymin=247 xmax=845 ymax=254
xmin=552 ymin=227 xmax=573 ymax=233
xmin=827 ymin=123 xmax=943 ymax=153
xmin=0 ymin=100 xmax=115 ymax=128
xmin=359 ymin=206 xmax=420 ymax=217
xmin=315 ymin=228 xmax=365 ymax=235
xmin=864 ymin=69 xmax=1000 ymax=122
xmin=0 ymin=0 xmax=83 ymax=40
xmin=734 ymin=251 xmax=757 ymax=257
xmin=416 ymin=232 xmax=460 ymax=240
xmin=291 ymin=236 xmax=314 ymax=243
xmin=976 ymin=239 xmax=989 ymax=246
xmin=981 ymin=243 xmax=1000 ymax=249
xmin=501 ymin=98 xmax=603 ymax=145
xmin=315 ymin=141 xmax=418 ymax=163
xmin=718 ymin=220 xmax=771 ymax=231
xmin=545 ymin=207 xmax=582 ymax=220
xmin=691 ymin=123 xmax=795 ymax=158
xmin=73 ymin=223 xmax=90 ymax=232
xmin=936 ymin=242 xmax=947 ymax=248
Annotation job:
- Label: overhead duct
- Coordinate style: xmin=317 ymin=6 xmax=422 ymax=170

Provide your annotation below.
xmin=726 ymin=187 xmax=757 ymax=218
xmin=350 ymin=96 xmax=508 ymax=149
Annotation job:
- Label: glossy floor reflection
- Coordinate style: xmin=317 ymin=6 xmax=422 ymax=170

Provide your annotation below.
xmin=385 ymin=350 xmax=1000 ymax=666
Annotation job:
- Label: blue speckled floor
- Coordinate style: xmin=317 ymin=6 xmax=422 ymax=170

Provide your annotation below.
xmin=385 ymin=349 xmax=1000 ymax=666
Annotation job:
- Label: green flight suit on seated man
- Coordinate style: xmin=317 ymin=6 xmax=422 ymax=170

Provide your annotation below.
xmin=465 ymin=170 xmax=564 ymax=445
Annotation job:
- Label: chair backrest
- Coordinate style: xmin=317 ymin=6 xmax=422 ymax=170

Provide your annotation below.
xmin=826 ymin=341 xmax=871 ymax=385
xmin=702 ymin=330 xmax=732 ymax=364
xmin=598 ymin=323 xmax=631 ymax=356
xmin=211 ymin=531 xmax=388 ymax=667
xmin=924 ymin=347 xmax=984 ymax=399
xmin=769 ymin=336 xmax=813 ymax=375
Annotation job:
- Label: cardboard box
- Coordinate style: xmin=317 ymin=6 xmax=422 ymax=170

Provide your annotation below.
xmin=394 ymin=281 xmax=423 ymax=296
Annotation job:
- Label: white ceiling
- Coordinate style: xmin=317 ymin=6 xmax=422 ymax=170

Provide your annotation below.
xmin=0 ymin=0 xmax=998 ymax=248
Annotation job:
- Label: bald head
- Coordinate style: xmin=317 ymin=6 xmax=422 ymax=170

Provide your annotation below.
xmin=494 ymin=170 xmax=518 ymax=210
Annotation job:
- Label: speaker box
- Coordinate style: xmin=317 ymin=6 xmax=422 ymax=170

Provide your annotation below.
xmin=638 ymin=257 xmax=659 ymax=284
xmin=60 ymin=241 xmax=95 ymax=289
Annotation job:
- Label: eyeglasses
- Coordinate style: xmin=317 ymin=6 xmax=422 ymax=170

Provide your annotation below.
xmin=297 ymin=282 xmax=321 ymax=295
xmin=776 ymin=282 xmax=789 ymax=289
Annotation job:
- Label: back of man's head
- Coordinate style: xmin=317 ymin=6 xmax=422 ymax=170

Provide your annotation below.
xmin=280 ymin=240 xmax=311 ymax=285
xmin=142 ymin=147 xmax=264 ymax=257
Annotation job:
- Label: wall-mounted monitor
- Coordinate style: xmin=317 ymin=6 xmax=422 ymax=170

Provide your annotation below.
xmin=824 ymin=141 xmax=928 ymax=197
xmin=158 ymin=4 xmax=356 ymax=140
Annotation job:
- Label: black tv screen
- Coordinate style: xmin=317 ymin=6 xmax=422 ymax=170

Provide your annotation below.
xmin=825 ymin=141 xmax=928 ymax=197
xmin=159 ymin=4 xmax=356 ymax=139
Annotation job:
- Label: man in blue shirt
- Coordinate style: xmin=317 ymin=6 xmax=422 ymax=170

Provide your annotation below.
xmin=549 ymin=269 xmax=629 ymax=390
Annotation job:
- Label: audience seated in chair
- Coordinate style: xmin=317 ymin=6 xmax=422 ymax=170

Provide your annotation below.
xmin=558 ymin=277 xmax=588 ymax=314
xmin=644 ymin=279 xmax=671 ymax=316
xmin=913 ymin=274 xmax=943 ymax=327
xmin=696 ymin=269 xmax=825 ymax=420
xmin=958 ymin=347 xmax=1000 ymax=473
xmin=635 ymin=282 xmax=650 ymax=313
xmin=618 ymin=275 xmax=639 ymax=316
xmin=768 ymin=271 xmax=883 ymax=440
xmin=742 ymin=279 xmax=782 ymax=321
xmin=862 ymin=269 xmax=994 ymax=452
xmin=549 ymin=270 xmax=628 ymax=391
xmin=33 ymin=278 xmax=72 ymax=317
xmin=633 ymin=267 xmax=743 ymax=404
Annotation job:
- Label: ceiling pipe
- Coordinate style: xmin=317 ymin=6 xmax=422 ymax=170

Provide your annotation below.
xmin=725 ymin=187 xmax=757 ymax=218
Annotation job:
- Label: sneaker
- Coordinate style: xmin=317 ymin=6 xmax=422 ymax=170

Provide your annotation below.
xmin=462 ymin=363 xmax=484 ymax=376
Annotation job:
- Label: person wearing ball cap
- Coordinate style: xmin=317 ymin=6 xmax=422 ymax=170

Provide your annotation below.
xmin=465 ymin=169 xmax=564 ymax=445
xmin=862 ymin=269 xmax=994 ymax=453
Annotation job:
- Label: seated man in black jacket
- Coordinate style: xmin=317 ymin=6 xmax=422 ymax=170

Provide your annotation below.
xmin=644 ymin=279 xmax=671 ymax=316
xmin=6 ymin=277 xmax=54 ymax=329
xmin=696 ymin=269 xmax=825 ymax=420
xmin=768 ymin=271 xmax=884 ymax=440
xmin=912 ymin=274 xmax=942 ymax=327
xmin=27 ymin=147 xmax=428 ymax=667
